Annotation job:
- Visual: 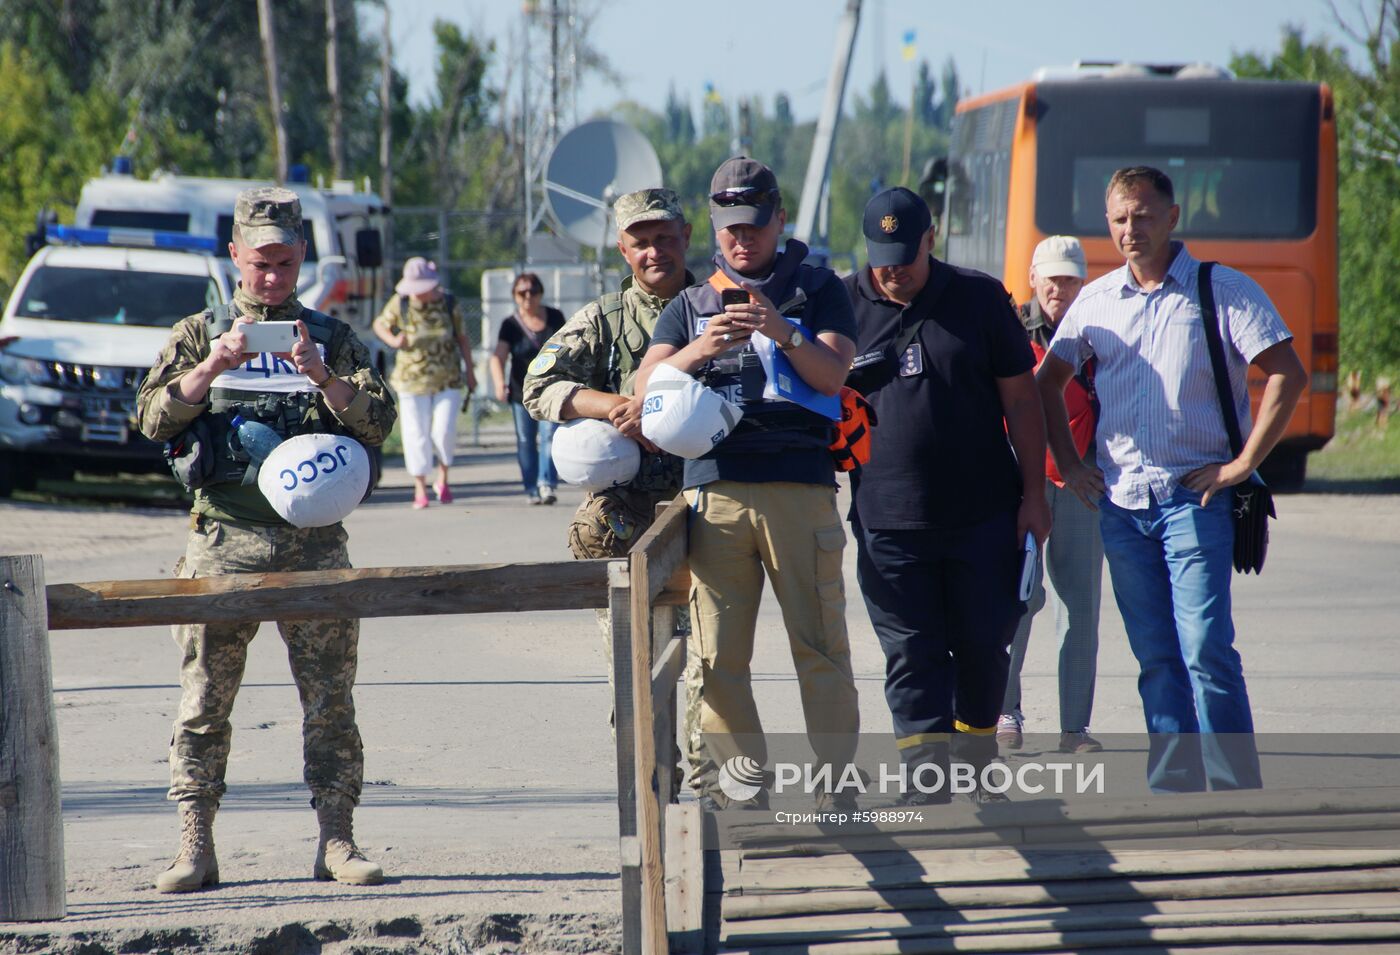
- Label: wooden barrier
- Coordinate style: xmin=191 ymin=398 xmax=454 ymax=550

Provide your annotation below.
xmin=0 ymin=555 xmax=65 ymax=921
xmin=1 ymin=521 xmax=693 ymax=946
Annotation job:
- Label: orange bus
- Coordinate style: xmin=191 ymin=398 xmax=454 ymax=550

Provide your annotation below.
xmin=937 ymin=64 xmax=1337 ymax=488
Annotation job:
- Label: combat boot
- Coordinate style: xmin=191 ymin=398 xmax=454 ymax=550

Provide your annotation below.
xmin=313 ymin=792 xmax=384 ymax=885
xmin=154 ymin=797 xmax=219 ymax=893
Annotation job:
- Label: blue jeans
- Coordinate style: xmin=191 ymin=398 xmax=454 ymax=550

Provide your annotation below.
xmin=1099 ymin=485 xmax=1261 ymax=793
xmin=510 ymin=402 xmax=557 ymax=495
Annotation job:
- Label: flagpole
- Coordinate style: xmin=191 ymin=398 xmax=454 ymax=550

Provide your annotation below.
xmin=900 ymin=29 xmax=916 ymax=186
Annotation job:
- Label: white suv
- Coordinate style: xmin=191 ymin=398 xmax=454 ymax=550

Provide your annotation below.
xmin=0 ymin=236 xmax=233 ymax=496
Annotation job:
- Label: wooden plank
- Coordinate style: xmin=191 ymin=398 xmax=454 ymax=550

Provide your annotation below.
xmin=719 ymin=865 xmax=1400 ymax=919
xmin=631 ymin=495 xmax=688 ymax=603
xmin=46 ymin=559 xmax=615 ymax=629
xmin=721 ymin=894 xmax=1400 ymax=947
xmin=651 ymin=610 xmax=680 ymax=811
xmin=720 ymin=921 xmax=1400 ymax=954
xmin=630 ymin=542 xmax=666 ymax=954
xmin=731 ymin=846 xmax=1400 ymax=892
xmin=726 ymin=787 xmax=1400 ymax=853
xmin=0 ymin=555 xmax=66 ymax=921
xmin=608 ymin=561 xmax=642 ymax=955
xmin=722 ymin=890 xmax=1400 ymax=940
xmin=665 ymin=803 xmax=704 ymax=953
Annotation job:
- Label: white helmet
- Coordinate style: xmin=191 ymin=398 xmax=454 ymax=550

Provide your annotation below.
xmin=257 ymin=432 xmax=371 ymax=528
xmin=641 ymin=363 xmax=744 ymax=459
xmin=551 ymin=417 xmax=641 ymax=491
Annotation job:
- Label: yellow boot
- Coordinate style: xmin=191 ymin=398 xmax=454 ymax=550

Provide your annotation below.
xmin=154 ymin=797 xmax=219 ymax=893
xmin=313 ymin=792 xmax=384 ymax=885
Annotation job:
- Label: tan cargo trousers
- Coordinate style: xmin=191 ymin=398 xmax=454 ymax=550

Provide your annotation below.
xmin=685 ymin=480 xmax=860 ymax=802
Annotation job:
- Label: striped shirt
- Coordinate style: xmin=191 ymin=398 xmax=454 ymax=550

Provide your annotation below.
xmin=1048 ymin=242 xmax=1292 ymax=509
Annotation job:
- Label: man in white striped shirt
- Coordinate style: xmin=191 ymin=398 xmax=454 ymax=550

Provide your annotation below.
xmin=1037 ymin=166 xmax=1305 ymax=793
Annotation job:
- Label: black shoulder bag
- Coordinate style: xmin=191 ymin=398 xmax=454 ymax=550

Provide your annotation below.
xmin=1198 ymin=262 xmax=1275 ymax=574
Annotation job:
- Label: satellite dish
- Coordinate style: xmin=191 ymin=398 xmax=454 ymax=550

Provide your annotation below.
xmin=544 ymin=120 xmax=663 ymax=247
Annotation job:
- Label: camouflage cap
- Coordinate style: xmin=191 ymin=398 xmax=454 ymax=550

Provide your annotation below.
xmin=614 ymin=188 xmax=684 ymax=232
xmin=234 ymin=186 xmax=304 ymax=248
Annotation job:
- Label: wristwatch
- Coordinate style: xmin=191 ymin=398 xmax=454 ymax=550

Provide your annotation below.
xmin=311 ymin=369 xmax=337 ymax=389
xmin=778 ymin=328 xmax=805 ymax=351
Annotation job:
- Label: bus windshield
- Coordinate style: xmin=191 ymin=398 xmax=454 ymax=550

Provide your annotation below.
xmin=1034 ymin=80 xmax=1320 ymax=240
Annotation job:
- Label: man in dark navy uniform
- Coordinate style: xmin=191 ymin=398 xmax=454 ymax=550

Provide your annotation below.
xmin=843 ymin=187 xmax=1051 ymax=804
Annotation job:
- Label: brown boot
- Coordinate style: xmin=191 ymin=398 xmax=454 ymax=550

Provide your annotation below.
xmin=154 ymin=797 xmax=219 ymax=893
xmin=313 ymin=792 xmax=384 ymax=885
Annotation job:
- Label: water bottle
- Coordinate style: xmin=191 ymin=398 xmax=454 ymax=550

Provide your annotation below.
xmin=229 ymin=415 xmax=283 ymax=466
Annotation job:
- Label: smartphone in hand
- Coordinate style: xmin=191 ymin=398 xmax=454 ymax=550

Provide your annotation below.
xmin=721 ymin=288 xmax=750 ymax=308
xmin=234 ymin=321 xmax=299 ymax=354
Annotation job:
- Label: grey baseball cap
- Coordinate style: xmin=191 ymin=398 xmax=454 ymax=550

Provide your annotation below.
xmin=234 ymin=186 xmax=304 ymax=248
xmin=615 ymin=188 xmax=684 ymax=231
xmin=708 ymin=157 xmax=780 ymax=230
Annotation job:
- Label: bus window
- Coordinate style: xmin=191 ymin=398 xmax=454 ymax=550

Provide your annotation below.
xmin=89 ymin=210 xmax=191 ymax=232
xmin=1035 ymin=80 xmax=1319 ymax=240
xmin=946 ymin=97 xmax=1017 ymax=279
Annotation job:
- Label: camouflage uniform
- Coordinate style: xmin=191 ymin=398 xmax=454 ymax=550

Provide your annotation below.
xmin=521 ymin=188 xmax=708 ymax=785
xmin=372 ymin=294 xmax=467 ymax=395
xmin=136 ymin=190 xmax=396 ymax=806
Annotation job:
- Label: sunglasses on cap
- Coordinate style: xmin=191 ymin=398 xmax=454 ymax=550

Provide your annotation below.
xmin=710 ymin=187 xmax=780 ymax=208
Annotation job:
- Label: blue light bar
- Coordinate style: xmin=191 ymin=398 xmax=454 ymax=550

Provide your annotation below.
xmin=48 ymin=224 xmax=219 ymax=253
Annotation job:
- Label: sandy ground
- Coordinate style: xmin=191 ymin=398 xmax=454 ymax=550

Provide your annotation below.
xmin=1 ymin=427 xmax=1398 ymax=953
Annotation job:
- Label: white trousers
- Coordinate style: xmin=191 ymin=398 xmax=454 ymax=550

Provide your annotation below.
xmin=399 ymin=389 xmax=461 ymax=477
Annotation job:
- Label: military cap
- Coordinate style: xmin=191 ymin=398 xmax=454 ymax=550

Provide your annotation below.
xmin=234 ymin=186 xmax=304 ymax=248
xmin=614 ymin=188 xmax=684 ymax=231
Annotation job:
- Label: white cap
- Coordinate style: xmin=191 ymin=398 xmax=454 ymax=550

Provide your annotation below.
xmin=551 ymin=417 xmax=642 ymax=491
xmin=257 ymin=433 xmax=371 ymax=528
xmin=641 ymin=363 xmax=744 ymax=460
xmin=1031 ymin=235 xmax=1087 ymax=279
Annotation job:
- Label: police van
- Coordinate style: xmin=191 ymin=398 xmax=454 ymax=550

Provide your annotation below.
xmin=72 ymin=163 xmax=391 ymax=371
xmin=0 ymin=227 xmax=234 ymax=495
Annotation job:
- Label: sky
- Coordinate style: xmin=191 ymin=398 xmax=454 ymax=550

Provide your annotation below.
xmin=382 ymin=0 xmax=1359 ymax=122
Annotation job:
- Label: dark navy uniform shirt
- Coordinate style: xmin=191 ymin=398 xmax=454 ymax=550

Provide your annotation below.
xmin=844 ymin=258 xmax=1034 ymax=531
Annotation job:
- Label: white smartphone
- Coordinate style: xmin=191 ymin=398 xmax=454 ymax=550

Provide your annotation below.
xmin=1018 ymin=531 xmax=1039 ymax=602
xmin=231 ymin=320 xmax=299 ymax=353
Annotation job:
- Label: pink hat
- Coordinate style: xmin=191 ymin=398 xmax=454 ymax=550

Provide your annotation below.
xmin=395 ymin=257 xmax=441 ymax=295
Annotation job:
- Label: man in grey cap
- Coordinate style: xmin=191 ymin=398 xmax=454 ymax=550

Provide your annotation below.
xmin=637 ymin=157 xmax=862 ymax=812
xmin=137 ymin=186 xmax=396 ymax=891
xmin=522 ymin=187 xmax=707 ymax=781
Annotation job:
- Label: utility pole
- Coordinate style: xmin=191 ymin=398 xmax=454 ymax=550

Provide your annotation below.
xmin=379 ymin=3 xmax=393 ymax=205
xmin=326 ymin=0 xmax=345 ymax=180
xmin=257 ymin=0 xmax=289 ymax=183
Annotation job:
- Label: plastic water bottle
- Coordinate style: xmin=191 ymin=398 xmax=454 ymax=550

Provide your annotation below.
xmin=229 ymin=415 xmax=283 ymax=466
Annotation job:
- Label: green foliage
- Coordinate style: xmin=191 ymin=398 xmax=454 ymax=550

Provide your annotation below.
xmin=1233 ymin=20 xmax=1400 ymax=377
xmin=0 ymin=41 xmax=209 ymax=295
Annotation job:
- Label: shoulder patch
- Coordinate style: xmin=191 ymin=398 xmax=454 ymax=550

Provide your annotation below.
xmin=528 ymin=352 xmax=557 ymax=376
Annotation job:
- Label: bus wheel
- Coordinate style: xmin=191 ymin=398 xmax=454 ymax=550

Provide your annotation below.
xmin=1259 ymin=447 xmax=1307 ymax=492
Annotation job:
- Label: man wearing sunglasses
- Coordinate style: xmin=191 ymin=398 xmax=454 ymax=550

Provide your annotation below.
xmin=636 ymin=157 xmax=861 ymax=811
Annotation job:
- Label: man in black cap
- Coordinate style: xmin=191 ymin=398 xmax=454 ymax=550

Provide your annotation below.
xmin=844 ymin=187 xmax=1050 ymax=804
xmin=636 ymin=156 xmax=861 ymax=811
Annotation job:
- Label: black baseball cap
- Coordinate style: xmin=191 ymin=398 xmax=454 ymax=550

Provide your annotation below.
xmin=862 ymin=187 xmax=932 ymax=267
xmin=709 ymin=156 xmax=780 ymax=230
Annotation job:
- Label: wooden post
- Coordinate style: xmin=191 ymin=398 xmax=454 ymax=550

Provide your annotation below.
xmin=631 ymin=546 xmax=667 ymax=954
xmin=0 ymin=555 xmax=65 ymax=921
xmin=665 ymin=802 xmax=704 ymax=953
xmin=609 ymin=560 xmax=643 ymax=954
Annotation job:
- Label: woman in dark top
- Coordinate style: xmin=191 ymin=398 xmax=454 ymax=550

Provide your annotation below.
xmin=490 ymin=272 xmax=566 ymax=504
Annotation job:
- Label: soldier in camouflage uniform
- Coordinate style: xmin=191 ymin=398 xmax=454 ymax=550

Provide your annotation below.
xmin=136 ymin=188 xmax=396 ymax=893
xmin=522 ymin=188 xmax=710 ymax=786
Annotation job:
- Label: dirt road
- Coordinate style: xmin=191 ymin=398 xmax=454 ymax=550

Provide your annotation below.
xmin=2 ymin=429 xmax=1397 ymax=953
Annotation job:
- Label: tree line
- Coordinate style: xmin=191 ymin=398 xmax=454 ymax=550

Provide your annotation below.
xmin=1 ymin=1 xmax=1396 ymax=375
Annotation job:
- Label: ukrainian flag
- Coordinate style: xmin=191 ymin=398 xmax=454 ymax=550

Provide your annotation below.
xmin=901 ymin=29 xmax=916 ymax=62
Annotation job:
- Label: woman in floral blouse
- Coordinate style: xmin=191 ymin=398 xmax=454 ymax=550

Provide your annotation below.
xmin=373 ymin=257 xmax=476 ymax=509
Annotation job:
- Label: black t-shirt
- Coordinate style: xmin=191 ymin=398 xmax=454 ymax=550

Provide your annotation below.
xmin=650 ymin=264 xmax=857 ymax=489
xmin=844 ymin=258 xmax=1034 ymax=530
xmin=498 ymin=307 xmax=565 ymax=403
